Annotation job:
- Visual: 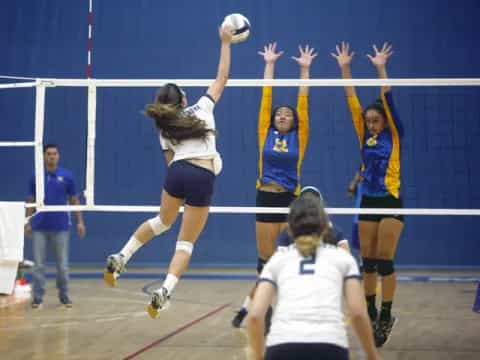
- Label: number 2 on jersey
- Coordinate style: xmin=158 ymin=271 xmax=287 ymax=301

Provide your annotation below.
xmin=299 ymin=254 xmax=316 ymax=275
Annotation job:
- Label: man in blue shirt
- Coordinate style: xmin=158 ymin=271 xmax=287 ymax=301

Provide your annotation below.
xmin=25 ymin=144 xmax=86 ymax=308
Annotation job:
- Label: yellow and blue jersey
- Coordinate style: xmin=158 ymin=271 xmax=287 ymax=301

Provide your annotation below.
xmin=347 ymin=91 xmax=404 ymax=198
xmin=256 ymin=86 xmax=309 ymax=195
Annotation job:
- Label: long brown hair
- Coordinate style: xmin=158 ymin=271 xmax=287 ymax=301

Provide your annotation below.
xmin=288 ymin=195 xmax=330 ymax=257
xmin=145 ymin=83 xmax=214 ymax=144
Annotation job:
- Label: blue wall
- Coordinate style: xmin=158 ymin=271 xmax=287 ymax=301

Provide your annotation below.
xmin=1 ymin=0 xmax=479 ymax=267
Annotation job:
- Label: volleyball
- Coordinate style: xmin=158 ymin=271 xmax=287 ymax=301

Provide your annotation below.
xmin=221 ymin=13 xmax=251 ymax=44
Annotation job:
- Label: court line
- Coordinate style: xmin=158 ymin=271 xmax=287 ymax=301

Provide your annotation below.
xmin=32 ymin=272 xmax=480 ymax=283
xmin=123 ymin=302 xmax=230 ymax=360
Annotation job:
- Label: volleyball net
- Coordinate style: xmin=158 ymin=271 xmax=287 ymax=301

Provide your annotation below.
xmin=1 ymin=76 xmax=480 ymax=216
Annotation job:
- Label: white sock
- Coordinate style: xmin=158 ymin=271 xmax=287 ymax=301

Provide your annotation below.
xmin=162 ymin=274 xmax=179 ymax=296
xmin=120 ymin=236 xmax=143 ymax=262
xmin=241 ymin=296 xmax=251 ymax=310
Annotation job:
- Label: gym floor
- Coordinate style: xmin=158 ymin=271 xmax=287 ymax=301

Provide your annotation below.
xmin=1 ymin=268 xmax=479 ymax=360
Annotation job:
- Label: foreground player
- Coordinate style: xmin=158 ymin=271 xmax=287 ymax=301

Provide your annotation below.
xmin=104 ymin=25 xmax=233 ymax=318
xmin=247 ymin=195 xmax=379 ymax=360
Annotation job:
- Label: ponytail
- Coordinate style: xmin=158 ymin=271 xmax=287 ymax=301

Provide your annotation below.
xmin=145 ymin=103 xmax=214 ymax=144
xmin=288 ymin=195 xmax=330 ymax=258
xmin=295 ymin=234 xmax=323 ymax=257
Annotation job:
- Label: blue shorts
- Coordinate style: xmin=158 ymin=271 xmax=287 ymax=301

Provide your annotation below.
xmin=164 ymin=160 xmax=216 ymax=207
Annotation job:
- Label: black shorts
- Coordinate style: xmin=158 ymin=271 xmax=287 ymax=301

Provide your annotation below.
xmin=265 ymin=343 xmax=348 ymax=360
xmin=163 ymin=160 xmax=215 ymax=207
xmin=359 ymin=194 xmax=404 ymax=223
xmin=256 ymin=190 xmax=296 ymax=223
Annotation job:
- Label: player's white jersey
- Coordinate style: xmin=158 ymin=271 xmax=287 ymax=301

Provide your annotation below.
xmin=260 ymin=243 xmax=361 ymax=348
xmin=159 ymin=95 xmax=222 ymax=174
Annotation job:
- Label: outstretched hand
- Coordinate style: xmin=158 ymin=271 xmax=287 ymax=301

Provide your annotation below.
xmin=258 ymin=42 xmax=284 ymax=64
xmin=292 ymin=44 xmax=318 ymax=68
xmin=367 ymin=42 xmax=393 ymax=67
xmin=219 ymin=25 xmax=234 ymax=44
xmin=331 ymin=41 xmax=355 ymax=68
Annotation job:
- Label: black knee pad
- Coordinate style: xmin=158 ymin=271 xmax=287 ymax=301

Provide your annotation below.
xmin=257 ymin=257 xmax=267 ymax=275
xmin=377 ymin=259 xmax=394 ymax=276
xmin=362 ymin=258 xmax=377 ymax=273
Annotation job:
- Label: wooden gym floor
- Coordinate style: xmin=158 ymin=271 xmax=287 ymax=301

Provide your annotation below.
xmin=1 ymin=269 xmax=479 ymax=360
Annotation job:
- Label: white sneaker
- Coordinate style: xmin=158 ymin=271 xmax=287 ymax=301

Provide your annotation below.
xmin=103 ymin=253 xmax=126 ymax=287
xmin=147 ymin=287 xmax=170 ymax=319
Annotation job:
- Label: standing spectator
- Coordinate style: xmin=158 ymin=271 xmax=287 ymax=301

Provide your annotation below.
xmin=25 ymin=144 xmax=86 ymax=308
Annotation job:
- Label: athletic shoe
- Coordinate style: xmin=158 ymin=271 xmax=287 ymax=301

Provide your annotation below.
xmin=375 ymin=316 xmax=397 ymax=347
xmin=231 ymin=308 xmax=248 ymax=328
xmin=19 ymin=259 xmax=35 ymax=270
xmin=103 ymin=253 xmax=126 ymax=287
xmin=31 ymin=297 xmax=43 ymax=309
xmin=147 ymin=287 xmax=170 ymax=319
xmin=59 ymin=295 xmax=73 ymax=308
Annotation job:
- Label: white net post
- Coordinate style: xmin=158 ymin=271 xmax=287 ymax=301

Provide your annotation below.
xmin=0 ymin=81 xmax=37 ymax=148
xmin=85 ymin=82 xmax=96 ymax=207
xmin=34 ymin=82 xmax=46 ymax=207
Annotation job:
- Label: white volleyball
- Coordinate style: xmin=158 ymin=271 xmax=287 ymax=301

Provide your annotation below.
xmin=221 ymin=13 xmax=251 ymax=44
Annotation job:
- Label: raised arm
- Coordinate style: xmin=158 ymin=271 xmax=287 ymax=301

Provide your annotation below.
xmin=257 ymin=43 xmax=283 ymax=141
xmin=258 ymin=42 xmax=284 ymax=80
xmin=367 ymin=42 xmax=393 ymax=94
xmin=332 ymin=42 xmax=364 ymax=145
xmin=206 ymin=26 xmax=233 ymax=103
xmin=368 ymin=42 xmax=403 ymax=138
xmin=331 ymin=41 xmax=356 ymax=97
xmin=292 ymin=44 xmax=317 ymax=96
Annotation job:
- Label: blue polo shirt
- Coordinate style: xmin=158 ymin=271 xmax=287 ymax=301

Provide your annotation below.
xmin=28 ymin=167 xmax=78 ymax=231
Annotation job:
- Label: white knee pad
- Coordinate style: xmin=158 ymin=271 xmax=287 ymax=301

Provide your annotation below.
xmin=147 ymin=216 xmax=171 ymax=236
xmin=176 ymin=240 xmax=194 ymax=255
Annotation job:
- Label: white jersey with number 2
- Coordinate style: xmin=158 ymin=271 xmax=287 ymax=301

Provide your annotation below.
xmin=259 ymin=243 xmax=361 ymax=348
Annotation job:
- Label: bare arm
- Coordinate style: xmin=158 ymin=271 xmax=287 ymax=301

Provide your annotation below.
xmin=163 ymin=150 xmax=174 ymax=164
xmin=69 ymin=195 xmax=86 ymax=238
xmin=25 ymin=195 xmax=35 ymax=238
xmin=292 ymin=44 xmax=317 ymax=96
xmin=206 ymin=26 xmax=233 ymax=103
xmin=331 ymin=42 xmax=356 ymax=97
xmin=345 ymin=279 xmax=380 ymax=360
xmin=247 ymin=281 xmax=276 ymax=360
xmin=367 ymin=42 xmax=393 ymax=94
xmin=347 ymin=170 xmax=362 ymax=197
